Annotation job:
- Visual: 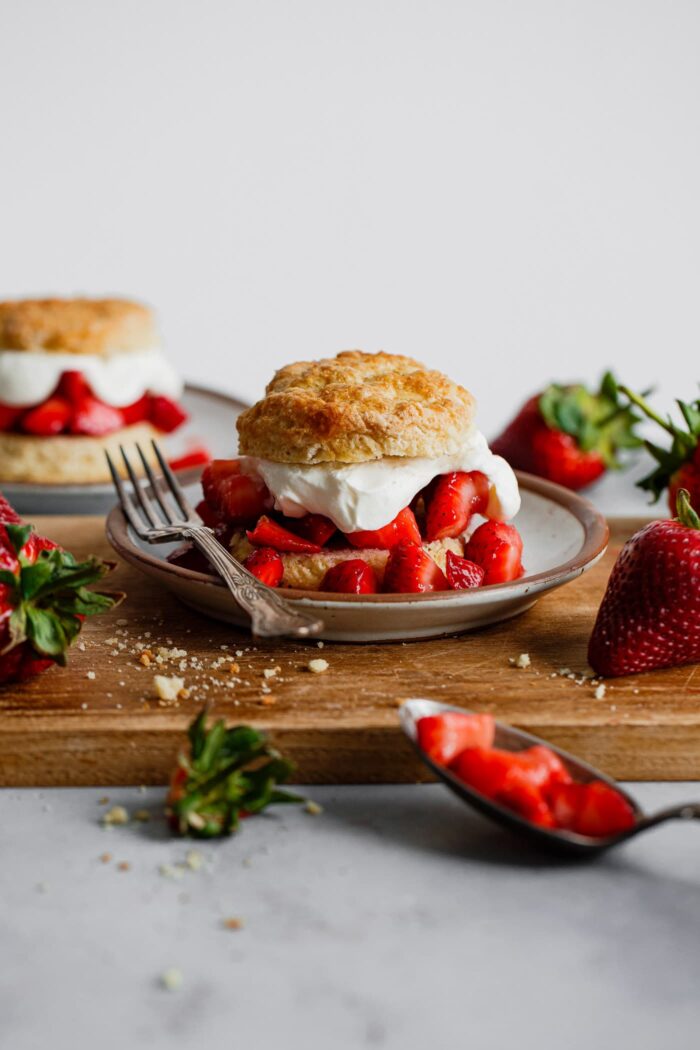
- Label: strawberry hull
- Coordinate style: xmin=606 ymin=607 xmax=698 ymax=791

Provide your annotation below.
xmin=0 ymin=491 xmax=118 ymax=685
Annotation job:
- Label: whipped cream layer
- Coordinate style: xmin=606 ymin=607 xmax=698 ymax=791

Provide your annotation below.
xmin=241 ymin=429 xmax=520 ymax=533
xmin=0 ymin=347 xmax=184 ymax=407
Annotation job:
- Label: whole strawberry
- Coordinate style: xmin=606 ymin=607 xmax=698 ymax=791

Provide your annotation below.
xmin=0 ymin=491 xmax=118 ymax=684
xmin=492 ymin=373 xmax=641 ymax=491
xmin=618 ymin=386 xmax=700 ymax=514
xmin=588 ymin=490 xmax=700 ymax=677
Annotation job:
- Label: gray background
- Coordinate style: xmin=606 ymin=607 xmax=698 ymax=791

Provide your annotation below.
xmin=1 ymin=0 xmax=699 ymax=429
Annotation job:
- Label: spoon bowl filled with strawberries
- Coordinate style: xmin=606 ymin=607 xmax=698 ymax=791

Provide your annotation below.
xmin=401 ymin=699 xmax=700 ymax=856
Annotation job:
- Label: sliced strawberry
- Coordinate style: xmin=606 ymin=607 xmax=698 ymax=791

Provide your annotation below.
xmin=451 ymin=746 xmax=518 ymax=797
xmin=244 ymin=547 xmax=284 ymax=588
xmin=218 ymin=474 xmax=271 ymax=524
xmin=383 ymin=542 xmax=448 ymax=594
xmin=516 ymin=745 xmax=573 ymax=792
xmin=347 ymin=507 xmax=421 ymax=550
xmin=149 ymin=395 xmax=188 ymax=433
xmin=120 ymin=394 xmax=150 ymax=425
xmin=202 ymin=459 xmax=242 ymax=507
xmin=70 ymin=396 xmax=125 ymax=436
xmin=416 ymin=712 xmax=495 ymax=766
xmin=321 ymin=559 xmax=378 ymax=594
xmin=20 ymin=396 xmax=72 ymax=436
xmin=424 ymin=471 xmax=490 ymax=541
xmin=451 ymin=746 xmax=555 ymax=827
xmin=496 ymin=776 xmax=556 ymax=827
xmin=549 ymin=780 xmax=636 ymax=837
xmin=247 ymin=516 xmax=321 ymax=553
xmin=0 ymin=404 xmax=23 ymax=431
xmin=57 ymin=370 xmax=91 ymax=402
xmin=464 ymin=521 xmax=524 ymax=585
xmin=194 ymin=498 xmax=225 ymax=528
xmin=445 ymin=550 xmax=485 ymax=590
xmin=293 ymin=514 xmax=337 ymax=546
xmin=168 ymin=446 xmax=212 ymax=472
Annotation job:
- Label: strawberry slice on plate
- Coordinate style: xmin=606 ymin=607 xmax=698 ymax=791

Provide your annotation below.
xmin=21 ymin=396 xmax=72 ymax=436
xmin=168 ymin=446 xmax=211 ymax=472
xmin=243 ymin=547 xmax=284 ymax=587
xmin=247 ymin=516 xmax=322 ymax=554
xmin=0 ymin=404 xmax=23 ymax=431
xmin=70 ymin=396 xmax=125 ymax=436
xmin=416 ymin=712 xmax=495 ymax=766
xmin=424 ymin=471 xmax=490 ymax=541
xmin=445 ymin=550 xmax=485 ymax=590
xmin=383 ymin=542 xmax=448 ymax=593
xmin=464 ymin=521 xmax=524 ymax=585
xmin=321 ymin=559 xmax=378 ymax=594
xmin=149 ymin=395 xmax=188 ymax=433
xmin=347 ymin=507 xmax=421 ymax=550
xmin=215 ymin=473 xmax=271 ymax=525
xmin=293 ymin=514 xmax=336 ymax=547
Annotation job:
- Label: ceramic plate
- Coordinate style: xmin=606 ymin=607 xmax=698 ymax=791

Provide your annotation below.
xmin=3 ymin=384 xmax=247 ymax=516
xmin=105 ymin=473 xmax=609 ymax=643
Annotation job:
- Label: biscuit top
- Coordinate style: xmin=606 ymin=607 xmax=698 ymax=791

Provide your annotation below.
xmin=236 ymin=350 xmax=477 ymax=464
xmin=0 ymin=298 xmax=158 ymax=355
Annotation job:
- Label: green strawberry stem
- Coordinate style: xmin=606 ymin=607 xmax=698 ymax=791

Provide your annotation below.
xmin=617 ymin=386 xmax=676 ymax=435
xmin=676 ymin=489 xmax=700 ymax=530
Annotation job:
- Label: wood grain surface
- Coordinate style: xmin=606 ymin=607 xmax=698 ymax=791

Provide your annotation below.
xmin=1 ymin=516 xmax=698 ymax=786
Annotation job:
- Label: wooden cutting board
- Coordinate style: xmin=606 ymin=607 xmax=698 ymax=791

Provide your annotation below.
xmin=1 ymin=516 xmax=698 ymax=786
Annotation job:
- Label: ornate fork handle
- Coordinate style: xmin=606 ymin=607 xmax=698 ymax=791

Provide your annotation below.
xmin=183 ymin=526 xmax=323 ymax=638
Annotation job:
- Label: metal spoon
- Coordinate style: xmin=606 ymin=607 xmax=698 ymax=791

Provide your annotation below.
xmin=400 ymin=698 xmax=700 ymax=856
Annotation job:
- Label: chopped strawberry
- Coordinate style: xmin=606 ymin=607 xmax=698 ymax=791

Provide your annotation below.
xmin=464 ymin=521 xmax=524 ymax=584
xmin=293 ymin=514 xmax=337 ymax=546
xmin=549 ymin=780 xmax=636 ymax=838
xmin=416 ymin=712 xmax=495 ymax=766
xmin=383 ymin=542 xmax=448 ymax=593
xmin=70 ymin=396 xmax=125 ymax=436
xmin=20 ymin=396 xmax=72 ymax=436
xmin=451 ymin=744 xmax=571 ymax=828
xmin=348 ymin=507 xmax=422 ymax=550
xmin=194 ymin=498 xmax=225 ymax=528
xmin=0 ymin=404 xmax=22 ymax=431
xmin=445 ymin=550 xmax=485 ymax=590
xmin=516 ymin=745 xmax=572 ymax=791
xmin=202 ymin=459 xmax=242 ymax=506
xmin=451 ymin=746 xmax=520 ymax=798
xmin=218 ymin=474 xmax=271 ymax=524
xmin=168 ymin=446 xmax=212 ymax=472
xmin=424 ymin=471 xmax=490 ymax=541
xmin=244 ymin=547 xmax=284 ymax=587
xmin=149 ymin=395 xmax=188 ymax=433
xmin=57 ymin=370 xmax=91 ymax=402
xmin=321 ymin=559 xmax=378 ymax=594
xmin=247 ymin=516 xmax=321 ymax=553
xmin=496 ymin=776 xmax=556 ymax=828
xmin=120 ymin=394 xmax=150 ymax=425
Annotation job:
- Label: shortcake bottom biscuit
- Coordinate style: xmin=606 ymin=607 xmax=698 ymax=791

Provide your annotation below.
xmin=0 ymin=423 xmax=162 ymax=485
xmin=229 ymin=531 xmax=463 ymax=590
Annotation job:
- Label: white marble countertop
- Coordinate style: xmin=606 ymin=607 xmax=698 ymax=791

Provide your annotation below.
xmin=3 ymin=781 xmax=700 ymax=1050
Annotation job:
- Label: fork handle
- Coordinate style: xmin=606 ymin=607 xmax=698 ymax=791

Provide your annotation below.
xmin=183 ymin=526 xmax=324 ymax=639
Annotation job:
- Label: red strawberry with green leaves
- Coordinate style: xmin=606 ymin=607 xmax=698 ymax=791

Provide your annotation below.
xmin=0 ymin=497 xmax=118 ymax=684
xmin=166 ymin=710 xmax=304 ymax=837
xmin=588 ymin=489 xmax=700 ymax=677
xmin=618 ymin=386 xmax=700 ymax=514
xmin=492 ymin=372 xmax=641 ymax=490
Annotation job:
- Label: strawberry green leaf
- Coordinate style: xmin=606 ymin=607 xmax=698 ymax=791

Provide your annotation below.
xmin=618 ymin=386 xmax=700 ymax=501
xmin=538 ymin=373 xmax=642 ymax=468
xmin=5 ymin=524 xmax=32 ymax=555
xmin=0 ymin=569 xmax=18 ymax=589
xmin=675 ymin=489 xmax=700 ymax=530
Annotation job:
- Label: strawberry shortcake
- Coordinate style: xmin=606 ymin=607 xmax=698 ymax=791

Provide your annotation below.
xmin=173 ymin=350 xmax=525 ymax=594
xmin=0 ymin=297 xmax=189 ymax=484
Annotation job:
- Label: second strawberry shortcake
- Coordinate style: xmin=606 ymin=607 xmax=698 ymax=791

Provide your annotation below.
xmin=173 ymin=351 xmax=525 ymax=594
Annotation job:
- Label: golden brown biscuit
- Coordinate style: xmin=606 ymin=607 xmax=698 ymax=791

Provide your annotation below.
xmin=229 ymin=531 xmax=462 ymax=590
xmin=236 ymin=350 xmax=476 ymax=464
xmin=0 ymin=298 xmax=157 ymax=355
xmin=0 ymin=423 xmax=161 ymax=485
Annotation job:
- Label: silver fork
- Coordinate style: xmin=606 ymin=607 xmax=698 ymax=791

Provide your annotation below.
xmin=105 ymin=442 xmax=324 ymax=639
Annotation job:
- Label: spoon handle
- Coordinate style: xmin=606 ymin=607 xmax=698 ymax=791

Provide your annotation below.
xmin=633 ymin=801 xmax=700 ymax=835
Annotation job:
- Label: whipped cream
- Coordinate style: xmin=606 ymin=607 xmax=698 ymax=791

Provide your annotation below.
xmin=240 ymin=429 xmax=520 ymax=533
xmin=0 ymin=347 xmax=184 ymax=407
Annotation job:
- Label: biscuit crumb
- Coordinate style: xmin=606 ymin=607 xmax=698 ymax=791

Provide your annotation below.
xmin=99 ymin=852 xmax=112 ymax=864
xmin=117 ymin=861 xmax=131 ymax=872
xmin=595 ymin=683 xmax=607 ymax=700
xmin=86 ymin=671 xmax=96 ymax=680
xmin=102 ymin=805 xmax=129 ymax=826
xmin=509 ymin=653 xmax=531 ymax=669
xmin=308 ymin=658 xmax=329 ymax=674
xmin=222 ymin=916 xmax=244 ymax=930
xmin=154 ymin=674 xmax=185 ymax=701
xmin=160 ymin=967 xmax=183 ymax=991
xmin=304 ymin=799 xmax=323 ymax=815
xmin=185 ymin=849 xmax=203 ymax=871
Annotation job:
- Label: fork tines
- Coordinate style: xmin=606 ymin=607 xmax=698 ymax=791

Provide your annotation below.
xmin=105 ymin=441 xmax=197 ymax=538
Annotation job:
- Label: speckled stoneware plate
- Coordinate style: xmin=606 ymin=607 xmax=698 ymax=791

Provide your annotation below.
xmin=3 ymin=384 xmax=247 ymax=516
xmin=105 ymin=473 xmax=609 ymax=643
